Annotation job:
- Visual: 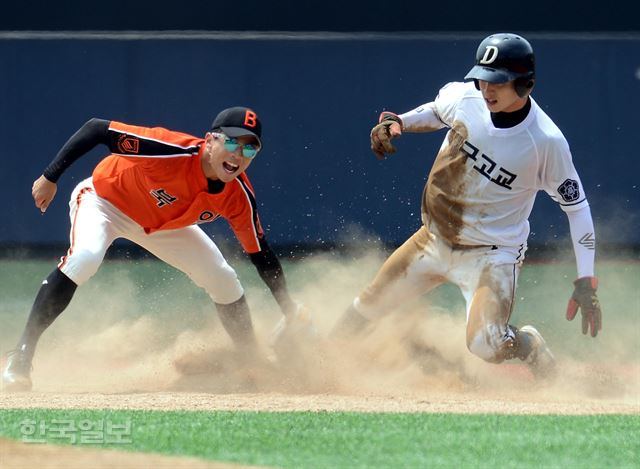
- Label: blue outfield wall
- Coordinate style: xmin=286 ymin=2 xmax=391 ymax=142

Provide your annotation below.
xmin=0 ymin=33 xmax=638 ymax=251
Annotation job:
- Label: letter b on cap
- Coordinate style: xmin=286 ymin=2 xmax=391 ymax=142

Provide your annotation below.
xmin=244 ymin=110 xmax=257 ymax=128
xmin=479 ymin=46 xmax=499 ymax=65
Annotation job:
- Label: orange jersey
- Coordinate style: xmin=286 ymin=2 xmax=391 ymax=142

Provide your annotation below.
xmin=92 ymin=121 xmax=264 ymax=253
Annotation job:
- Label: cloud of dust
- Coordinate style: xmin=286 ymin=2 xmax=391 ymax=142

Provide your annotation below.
xmin=24 ymin=246 xmax=639 ymax=406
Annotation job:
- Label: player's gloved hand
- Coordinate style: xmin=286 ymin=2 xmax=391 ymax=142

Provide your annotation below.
xmin=370 ymin=112 xmax=403 ymax=160
xmin=566 ymin=276 xmax=602 ymax=337
xmin=269 ymin=303 xmax=317 ymax=349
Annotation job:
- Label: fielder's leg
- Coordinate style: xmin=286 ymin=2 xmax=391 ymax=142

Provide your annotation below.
xmin=2 ymin=269 xmax=77 ymax=392
xmin=3 ymin=180 xmax=116 ymax=392
xmin=215 ymin=295 xmax=258 ymax=349
xmin=133 ymin=226 xmax=258 ymax=351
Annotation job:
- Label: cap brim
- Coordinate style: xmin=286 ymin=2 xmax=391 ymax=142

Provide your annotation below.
xmin=464 ymin=65 xmax=518 ymax=83
xmin=219 ymin=126 xmax=262 ymax=147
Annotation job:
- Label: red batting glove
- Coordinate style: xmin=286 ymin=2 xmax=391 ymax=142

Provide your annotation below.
xmin=566 ymin=276 xmax=602 ymax=337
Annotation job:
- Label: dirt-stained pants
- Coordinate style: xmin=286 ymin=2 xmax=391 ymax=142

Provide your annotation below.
xmin=354 ymin=226 xmax=525 ymax=363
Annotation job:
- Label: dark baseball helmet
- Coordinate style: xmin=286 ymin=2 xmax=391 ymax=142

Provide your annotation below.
xmin=465 ymin=33 xmax=535 ymax=97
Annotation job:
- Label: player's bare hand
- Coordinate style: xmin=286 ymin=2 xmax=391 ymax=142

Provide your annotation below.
xmin=370 ymin=112 xmax=403 ymax=160
xmin=32 ymin=175 xmax=57 ymax=213
xmin=566 ymin=276 xmax=602 ymax=337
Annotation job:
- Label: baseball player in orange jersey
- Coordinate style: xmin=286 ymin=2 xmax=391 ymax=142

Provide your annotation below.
xmin=333 ymin=33 xmax=603 ymax=379
xmin=2 ymin=107 xmax=310 ymax=392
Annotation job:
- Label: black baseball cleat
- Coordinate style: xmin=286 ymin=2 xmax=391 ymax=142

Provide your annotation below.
xmin=519 ymin=325 xmax=557 ymax=380
xmin=1 ymin=349 xmax=33 ymax=392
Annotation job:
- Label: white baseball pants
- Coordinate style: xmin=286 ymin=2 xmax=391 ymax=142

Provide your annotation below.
xmin=57 ymin=178 xmax=244 ymax=305
xmin=353 ymin=226 xmax=526 ymax=362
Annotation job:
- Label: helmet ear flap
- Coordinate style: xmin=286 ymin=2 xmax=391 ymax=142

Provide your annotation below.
xmin=514 ymin=76 xmax=535 ymax=98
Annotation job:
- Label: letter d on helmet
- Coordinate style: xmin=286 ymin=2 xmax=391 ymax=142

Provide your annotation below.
xmin=465 ymin=33 xmax=535 ymax=97
xmin=479 ymin=46 xmax=499 ymax=65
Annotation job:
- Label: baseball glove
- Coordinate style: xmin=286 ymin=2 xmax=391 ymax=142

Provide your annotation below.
xmin=269 ymin=303 xmax=317 ymax=350
xmin=370 ymin=112 xmax=403 ymax=160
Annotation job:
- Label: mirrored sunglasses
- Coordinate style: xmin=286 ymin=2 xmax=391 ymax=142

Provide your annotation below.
xmin=212 ymin=132 xmax=260 ymax=158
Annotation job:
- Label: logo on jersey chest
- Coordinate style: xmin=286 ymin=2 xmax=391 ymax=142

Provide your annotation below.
xmin=461 ymin=140 xmax=517 ymax=190
xmin=150 ymin=189 xmax=177 ymax=207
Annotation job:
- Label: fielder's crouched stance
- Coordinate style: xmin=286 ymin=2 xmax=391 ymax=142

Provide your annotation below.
xmin=333 ymin=33 xmax=603 ymax=379
xmin=2 ymin=107 xmax=311 ymax=392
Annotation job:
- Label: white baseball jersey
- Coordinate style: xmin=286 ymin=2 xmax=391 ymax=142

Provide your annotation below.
xmin=401 ymin=81 xmax=589 ymax=248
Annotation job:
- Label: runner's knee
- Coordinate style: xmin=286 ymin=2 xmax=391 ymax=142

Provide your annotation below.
xmin=467 ymin=325 xmax=514 ymax=364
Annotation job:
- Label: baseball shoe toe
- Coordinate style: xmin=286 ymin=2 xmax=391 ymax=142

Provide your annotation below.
xmin=330 ymin=305 xmax=370 ymax=340
xmin=519 ymin=325 xmax=557 ymax=380
xmin=2 ymin=350 xmax=33 ymax=392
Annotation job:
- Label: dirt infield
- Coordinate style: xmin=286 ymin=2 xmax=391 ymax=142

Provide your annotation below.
xmin=3 ymin=255 xmax=638 ymax=415
xmin=1 ymin=388 xmax=638 ymax=414
xmin=2 ymin=305 xmax=638 ymax=415
xmin=2 ymin=319 xmax=638 ymax=416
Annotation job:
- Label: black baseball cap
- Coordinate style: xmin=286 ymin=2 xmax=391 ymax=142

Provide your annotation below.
xmin=210 ymin=106 xmax=262 ymax=147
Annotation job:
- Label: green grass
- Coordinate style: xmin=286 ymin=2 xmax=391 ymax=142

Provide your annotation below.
xmin=1 ymin=409 xmax=638 ymax=468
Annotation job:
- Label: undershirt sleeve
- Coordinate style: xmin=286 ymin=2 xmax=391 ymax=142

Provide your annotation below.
xmin=248 ymin=237 xmax=296 ymax=316
xmin=399 ymin=102 xmax=446 ymax=132
xmin=566 ymin=204 xmax=596 ymax=278
xmin=43 ymin=118 xmax=110 ymax=182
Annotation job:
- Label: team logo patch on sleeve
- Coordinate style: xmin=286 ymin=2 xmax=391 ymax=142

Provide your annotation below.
xmin=557 ymin=179 xmax=580 ymax=202
xmin=117 ymin=134 xmax=140 ymax=154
